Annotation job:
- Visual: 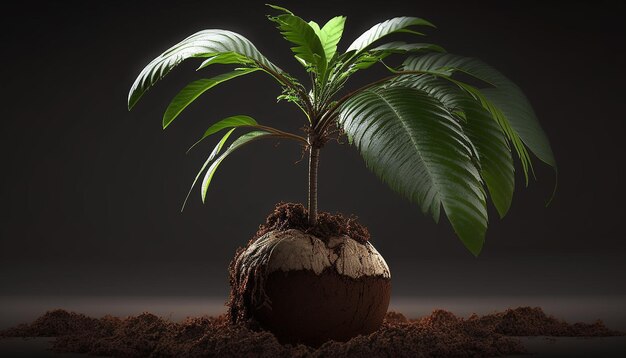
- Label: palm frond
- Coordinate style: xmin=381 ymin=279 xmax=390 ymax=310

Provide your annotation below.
xmin=338 ymin=85 xmax=488 ymax=255
xmin=128 ymin=30 xmax=280 ymax=109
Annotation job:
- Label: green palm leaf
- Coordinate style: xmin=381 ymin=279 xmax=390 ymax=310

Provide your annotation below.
xmin=397 ymin=75 xmax=514 ymax=217
xmin=456 ymin=95 xmax=514 ymax=217
xmin=338 ymin=85 xmax=488 ymax=255
xmin=370 ymin=42 xmax=445 ymax=54
xmin=346 ymin=17 xmax=435 ymax=54
xmin=162 ymin=69 xmax=259 ymax=128
xmin=182 ymin=128 xmax=237 ymax=211
xmin=127 ymin=8 xmax=556 ymax=256
xmin=196 ymin=52 xmax=252 ymax=69
xmin=312 ymin=16 xmax=346 ymax=61
xmin=199 ymin=115 xmax=258 ymax=139
xmin=352 ymin=42 xmax=445 ymax=71
xmin=403 ymin=53 xmax=556 ymax=169
xmin=482 ymin=88 xmax=554 ymax=167
xmin=201 ymin=131 xmax=274 ymax=202
xmin=269 ymin=13 xmax=327 ymax=74
xmin=187 ymin=115 xmax=259 ymax=153
xmin=128 ymin=29 xmax=280 ymax=109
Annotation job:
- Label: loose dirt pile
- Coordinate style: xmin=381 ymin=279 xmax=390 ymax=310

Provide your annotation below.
xmin=254 ymin=202 xmax=370 ymax=244
xmin=1 ymin=307 xmax=622 ymax=357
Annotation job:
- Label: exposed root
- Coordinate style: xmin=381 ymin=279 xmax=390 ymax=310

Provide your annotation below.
xmin=227 ymin=235 xmax=283 ymax=324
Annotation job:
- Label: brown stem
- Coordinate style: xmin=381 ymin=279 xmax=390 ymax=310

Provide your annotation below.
xmin=246 ymin=125 xmax=309 ymax=145
xmin=307 ymin=145 xmax=320 ymax=226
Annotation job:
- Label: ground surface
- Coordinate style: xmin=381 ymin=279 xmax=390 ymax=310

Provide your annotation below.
xmin=2 ymin=336 xmax=626 ymax=357
xmin=1 ymin=306 xmax=622 ymax=357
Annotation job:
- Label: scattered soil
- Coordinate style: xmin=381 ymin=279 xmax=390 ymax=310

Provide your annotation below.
xmin=254 ymin=202 xmax=370 ymax=244
xmin=465 ymin=306 xmax=621 ymax=337
xmin=2 ymin=307 xmax=622 ymax=357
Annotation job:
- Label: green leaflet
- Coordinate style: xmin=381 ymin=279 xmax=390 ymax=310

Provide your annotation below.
xmin=196 ymin=52 xmax=254 ymax=70
xmin=369 ymin=42 xmax=445 ymax=54
xmin=455 ymin=95 xmax=514 ymax=217
xmin=352 ymin=52 xmax=390 ymax=70
xmin=128 ymin=29 xmax=280 ymax=109
xmin=318 ymin=16 xmax=346 ymax=61
xmin=352 ymin=42 xmax=446 ymax=71
xmin=346 ymin=17 xmax=435 ymax=54
xmin=162 ymin=69 xmax=259 ymax=129
xmin=309 ymin=21 xmax=321 ymax=37
xmin=456 ymin=82 xmax=533 ymax=185
xmin=201 ymin=131 xmax=274 ymax=202
xmin=483 ymin=88 xmax=555 ymax=168
xmin=187 ymin=115 xmax=259 ymax=153
xmin=200 ymin=115 xmax=258 ymax=138
xmin=403 ymin=53 xmax=556 ymax=171
xmin=266 ymin=4 xmax=294 ymax=15
xmin=182 ymin=128 xmax=236 ymax=211
xmin=338 ymin=85 xmax=488 ymax=256
xmin=397 ymin=75 xmax=514 ymax=217
xmin=269 ymin=13 xmax=327 ymax=75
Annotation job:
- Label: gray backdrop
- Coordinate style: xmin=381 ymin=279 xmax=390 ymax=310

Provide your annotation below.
xmin=1 ymin=0 xmax=625 ymax=299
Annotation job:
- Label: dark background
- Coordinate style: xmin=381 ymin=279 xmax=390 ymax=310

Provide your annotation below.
xmin=1 ymin=0 xmax=625 ymax=299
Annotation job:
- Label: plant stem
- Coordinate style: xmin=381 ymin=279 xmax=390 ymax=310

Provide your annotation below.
xmin=249 ymin=125 xmax=309 ymax=145
xmin=307 ymin=145 xmax=320 ymax=226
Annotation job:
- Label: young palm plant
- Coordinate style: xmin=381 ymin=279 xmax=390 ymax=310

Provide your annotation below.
xmin=128 ymin=5 xmax=555 ymax=346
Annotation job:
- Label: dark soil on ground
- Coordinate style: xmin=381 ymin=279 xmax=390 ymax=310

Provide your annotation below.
xmin=253 ymin=202 xmax=370 ymax=244
xmin=1 ymin=307 xmax=622 ymax=357
xmin=4 ymin=205 xmax=621 ymax=356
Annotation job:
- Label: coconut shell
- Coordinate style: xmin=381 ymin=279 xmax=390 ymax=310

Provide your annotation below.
xmin=228 ymin=229 xmax=391 ymax=346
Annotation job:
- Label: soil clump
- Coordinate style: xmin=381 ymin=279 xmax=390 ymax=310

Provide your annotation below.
xmin=253 ymin=202 xmax=370 ymax=244
xmin=2 ymin=307 xmax=622 ymax=357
